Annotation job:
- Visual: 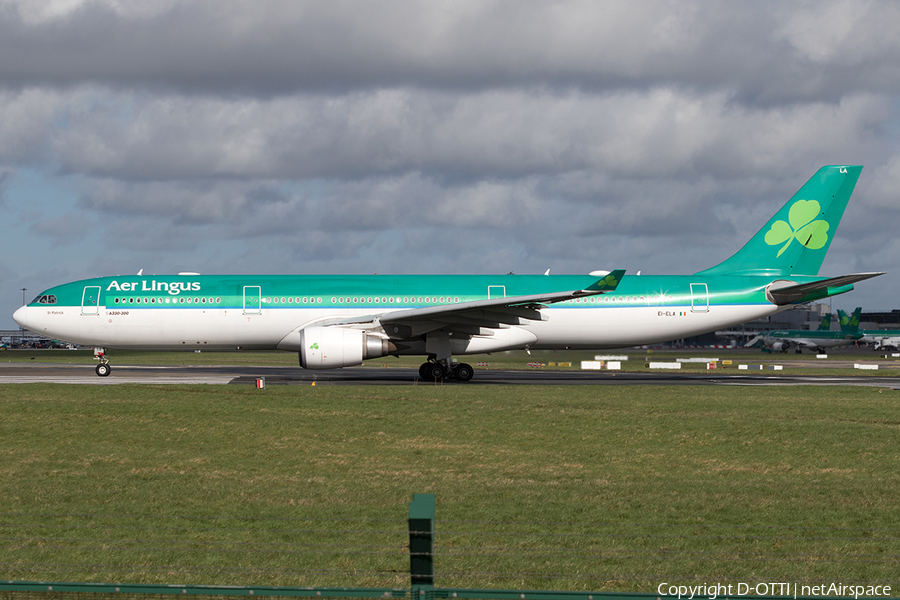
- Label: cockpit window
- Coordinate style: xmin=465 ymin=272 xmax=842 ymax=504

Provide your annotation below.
xmin=32 ymin=295 xmax=58 ymax=305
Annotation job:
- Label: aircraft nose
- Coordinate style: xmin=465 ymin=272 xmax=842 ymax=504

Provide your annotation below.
xmin=13 ymin=305 xmax=30 ymax=329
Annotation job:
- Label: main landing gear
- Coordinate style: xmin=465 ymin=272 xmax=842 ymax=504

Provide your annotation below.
xmin=418 ymin=360 xmax=474 ymax=382
xmin=94 ymin=348 xmax=111 ymax=377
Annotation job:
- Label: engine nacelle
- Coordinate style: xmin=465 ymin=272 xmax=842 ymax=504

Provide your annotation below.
xmin=299 ymin=326 xmax=392 ymax=369
xmin=771 ymin=341 xmax=786 ymax=352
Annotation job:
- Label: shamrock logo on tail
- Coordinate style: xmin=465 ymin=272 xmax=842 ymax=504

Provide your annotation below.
xmin=310 ymin=343 xmax=319 ymax=350
xmin=764 ymin=200 xmax=829 ymax=257
xmin=599 ymin=274 xmax=619 ymax=288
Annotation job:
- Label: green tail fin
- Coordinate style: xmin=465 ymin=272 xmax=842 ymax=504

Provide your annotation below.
xmin=838 ymin=307 xmax=861 ymax=334
xmin=696 ymin=166 xmax=862 ymax=276
xmin=817 ymin=312 xmax=832 ymax=331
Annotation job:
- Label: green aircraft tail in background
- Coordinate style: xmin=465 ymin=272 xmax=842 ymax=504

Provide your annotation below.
xmin=697 ymin=166 xmax=862 ymax=277
xmin=816 ymin=312 xmax=832 ymax=331
xmin=838 ymin=307 xmax=862 ymax=334
xmin=837 ymin=308 xmax=900 ymax=350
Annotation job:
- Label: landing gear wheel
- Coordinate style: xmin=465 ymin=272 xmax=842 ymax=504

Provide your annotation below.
xmin=453 ymin=363 xmax=474 ymax=382
xmin=418 ymin=363 xmax=432 ymax=380
xmin=418 ymin=361 xmax=452 ymax=381
xmin=426 ymin=363 xmax=446 ymax=381
xmin=795 ymin=348 xmax=802 ymax=354
xmin=95 ymin=363 xmax=111 ymax=377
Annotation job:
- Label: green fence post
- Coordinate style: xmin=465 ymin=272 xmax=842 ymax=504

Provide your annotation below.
xmin=408 ymin=493 xmax=435 ymax=594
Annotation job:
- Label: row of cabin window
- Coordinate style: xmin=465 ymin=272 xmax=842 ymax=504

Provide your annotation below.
xmin=284 ymin=295 xmax=648 ymax=304
xmin=268 ymin=297 xmax=322 ymax=303
xmin=111 ymin=294 xmax=653 ymax=306
xmin=566 ymin=295 xmax=649 ymax=303
xmin=321 ymin=296 xmax=460 ymax=305
xmin=263 ymin=297 xmax=456 ymax=304
xmin=111 ymin=297 xmax=326 ymax=305
xmin=113 ymin=297 xmax=221 ymax=305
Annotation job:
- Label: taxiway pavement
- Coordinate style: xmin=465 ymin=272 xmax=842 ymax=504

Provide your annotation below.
xmin=2 ymin=362 xmax=899 ymax=387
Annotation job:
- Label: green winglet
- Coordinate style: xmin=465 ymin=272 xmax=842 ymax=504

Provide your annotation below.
xmin=586 ymin=269 xmax=626 ymax=292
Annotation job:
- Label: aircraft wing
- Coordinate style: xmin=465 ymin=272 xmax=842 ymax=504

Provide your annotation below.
xmin=322 ymin=270 xmax=625 ymax=338
xmin=766 ymin=272 xmax=884 ymax=306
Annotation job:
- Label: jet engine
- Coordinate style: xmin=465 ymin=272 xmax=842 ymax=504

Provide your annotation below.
xmin=771 ymin=341 xmax=786 ymax=352
xmin=299 ymin=326 xmax=393 ymax=369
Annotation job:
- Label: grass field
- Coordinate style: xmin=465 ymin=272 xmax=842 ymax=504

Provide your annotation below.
xmin=2 ymin=382 xmax=899 ymax=592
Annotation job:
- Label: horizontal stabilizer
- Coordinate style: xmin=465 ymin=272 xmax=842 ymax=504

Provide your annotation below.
xmin=766 ymin=272 xmax=883 ymax=306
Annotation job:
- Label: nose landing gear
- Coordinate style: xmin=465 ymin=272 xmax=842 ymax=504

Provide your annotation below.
xmin=94 ymin=348 xmax=111 ymax=377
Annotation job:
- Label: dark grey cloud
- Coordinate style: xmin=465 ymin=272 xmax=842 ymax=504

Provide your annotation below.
xmin=35 ymin=88 xmax=890 ymax=183
xmin=71 ymin=162 xmax=889 ymax=281
xmin=76 ymin=173 xmax=541 ymax=237
xmin=0 ymin=89 xmax=62 ymax=164
xmin=1 ymin=1 xmax=900 ymax=104
xmin=28 ymin=211 xmax=93 ymax=244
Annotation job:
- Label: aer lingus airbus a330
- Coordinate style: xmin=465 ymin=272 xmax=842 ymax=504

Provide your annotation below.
xmin=747 ymin=307 xmax=863 ymax=354
xmin=14 ymin=165 xmax=882 ymax=380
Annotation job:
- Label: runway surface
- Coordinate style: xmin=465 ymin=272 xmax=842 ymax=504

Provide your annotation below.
xmin=2 ymin=361 xmax=900 ymax=387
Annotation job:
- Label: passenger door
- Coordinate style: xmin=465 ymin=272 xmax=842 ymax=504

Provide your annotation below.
xmin=81 ymin=286 xmax=101 ymax=316
xmin=243 ymin=286 xmax=262 ymax=315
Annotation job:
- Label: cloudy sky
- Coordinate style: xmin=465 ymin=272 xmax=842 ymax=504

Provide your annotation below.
xmin=3 ymin=0 xmax=900 ymax=328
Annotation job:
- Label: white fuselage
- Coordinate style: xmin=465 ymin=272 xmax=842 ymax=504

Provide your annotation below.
xmin=14 ymin=302 xmax=779 ymax=354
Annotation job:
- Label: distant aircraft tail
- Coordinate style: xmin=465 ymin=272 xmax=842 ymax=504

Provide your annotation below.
xmin=696 ymin=166 xmax=862 ymax=277
xmin=817 ymin=312 xmax=832 ymax=331
xmin=838 ymin=307 xmax=862 ymax=334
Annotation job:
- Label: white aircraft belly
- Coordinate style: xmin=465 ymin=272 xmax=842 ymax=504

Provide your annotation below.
xmin=52 ymin=307 xmax=318 ymax=351
xmin=525 ymin=304 xmax=778 ymax=349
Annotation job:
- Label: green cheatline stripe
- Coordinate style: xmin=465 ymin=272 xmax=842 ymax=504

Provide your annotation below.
xmin=31 ymin=272 xmax=788 ymax=309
